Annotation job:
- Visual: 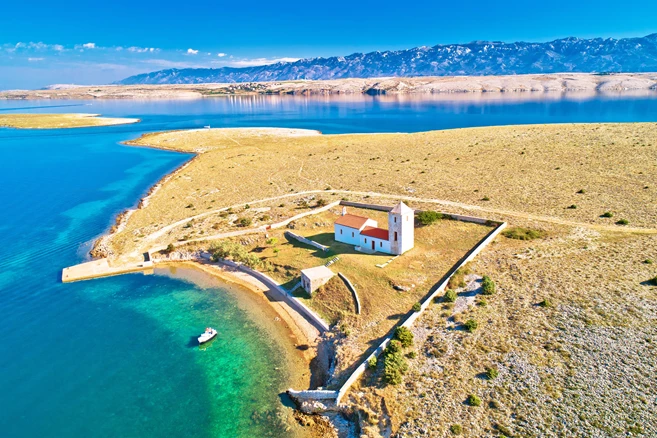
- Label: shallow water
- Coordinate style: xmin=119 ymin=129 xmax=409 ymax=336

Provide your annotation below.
xmin=1 ymin=92 xmax=657 ymax=437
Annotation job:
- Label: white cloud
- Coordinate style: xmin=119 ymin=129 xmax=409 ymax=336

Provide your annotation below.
xmin=82 ymin=42 xmax=96 ymax=49
xmin=217 ymin=52 xmax=227 ymax=57
xmin=28 ymin=57 xmax=45 ymax=62
xmin=127 ymin=46 xmax=159 ymax=53
xmin=187 ymin=48 xmax=199 ymax=55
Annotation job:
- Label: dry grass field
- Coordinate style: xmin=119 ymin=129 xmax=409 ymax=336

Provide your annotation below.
xmin=101 ymin=124 xmax=657 ymax=436
xmin=108 ymin=123 xmax=657 ymax=259
xmin=0 ymin=113 xmax=139 ymax=129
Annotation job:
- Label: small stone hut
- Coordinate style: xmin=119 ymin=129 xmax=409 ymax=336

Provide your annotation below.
xmin=300 ymin=265 xmax=335 ymax=294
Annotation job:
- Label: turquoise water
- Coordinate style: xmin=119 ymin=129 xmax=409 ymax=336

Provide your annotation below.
xmin=1 ymin=93 xmax=657 ymax=437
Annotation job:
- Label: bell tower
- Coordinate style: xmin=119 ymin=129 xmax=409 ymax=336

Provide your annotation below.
xmin=388 ymin=201 xmax=414 ymax=255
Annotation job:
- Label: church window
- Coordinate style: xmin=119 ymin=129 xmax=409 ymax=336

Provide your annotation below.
xmin=394 ymin=231 xmax=398 ymax=241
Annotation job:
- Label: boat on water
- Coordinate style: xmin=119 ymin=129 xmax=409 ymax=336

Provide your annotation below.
xmin=198 ymin=327 xmax=217 ymax=344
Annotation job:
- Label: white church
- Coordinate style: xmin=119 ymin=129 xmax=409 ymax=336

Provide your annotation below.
xmin=334 ymin=202 xmax=414 ymax=255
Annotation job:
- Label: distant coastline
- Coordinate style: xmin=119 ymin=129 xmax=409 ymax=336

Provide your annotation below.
xmin=2 ymin=73 xmax=657 ymax=100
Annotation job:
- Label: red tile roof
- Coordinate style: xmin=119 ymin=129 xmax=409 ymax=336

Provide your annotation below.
xmin=335 ymin=214 xmax=370 ymax=230
xmin=360 ymin=226 xmax=389 ymax=240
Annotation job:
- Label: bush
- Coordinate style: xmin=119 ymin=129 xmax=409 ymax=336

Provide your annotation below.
xmin=265 ymin=237 xmax=278 ymax=245
xmin=394 ymin=326 xmax=414 ymax=348
xmin=467 ymin=394 xmax=482 ymax=407
xmin=185 ymin=203 xmax=194 ymax=208
xmin=367 ymin=356 xmax=377 ymax=370
xmin=450 ymin=424 xmax=463 ymax=435
xmin=602 ymin=211 xmax=614 ymax=218
xmin=236 ymin=217 xmax=252 ymax=227
xmin=485 ymin=367 xmax=499 ymax=379
xmin=649 ymin=276 xmax=657 ymax=286
xmin=316 ymin=198 xmax=328 ymax=207
xmin=567 ymin=204 xmax=577 ymax=209
xmin=577 ymin=189 xmax=586 ymax=194
xmin=481 ymin=196 xmax=490 ymax=201
xmin=616 ymin=219 xmax=629 ymax=225
xmin=539 ymin=298 xmax=552 ymax=307
xmin=164 ymin=243 xmax=175 ymax=254
xmin=482 ymin=275 xmax=496 ymax=295
xmin=644 ymin=259 xmax=653 ymax=264
xmin=444 ymin=289 xmax=457 ymax=302
xmin=412 ymin=302 xmax=422 ymax=312
xmin=464 ymin=319 xmax=478 ymax=332
xmin=383 ymin=351 xmax=408 ymax=385
xmin=417 ymin=210 xmax=443 ymax=226
xmin=386 ymin=339 xmax=403 ymax=355
xmin=502 ymin=227 xmax=545 ymax=240
xmin=406 ymin=351 xmax=417 ymax=359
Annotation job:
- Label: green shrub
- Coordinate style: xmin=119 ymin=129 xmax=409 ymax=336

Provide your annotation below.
xmin=467 ymin=394 xmax=482 ymax=406
xmin=236 ymin=217 xmax=252 ymax=227
xmin=616 ymin=218 xmax=629 ymax=225
xmin=450 ymin=424 xmax=463 ymax=435
xmin=482 ymin=275 xmax=496 ymax=295
xmin=485 ymin=367 xmax=499 ymax=379
xmin=406 ymin=351 xmax=417 ymax=359
xmin=649 ymin=276 xmax=657 ymax=286
xmin=367 ymin=356 xmax=377 ymax=369
xmin=244 ymin=204 xmax=250 ymax=209
xmin=464 ymin=319 xmax=478 ymax=332
xmin=644 ymin=259 xmax=653 ymax=264
xmin=567 ymin=204 xmax=577 ymax=209
xmin=265 ymin=237 xmax=278 ymax=245
xmin=477 ymin=298 xmax=488 ymax=307
xmin=316 ymin=198 xmax=328 ymax=207
xmin=394 ymin=326 xmax=414 ymax=348
xmin=602 ymin=211 xmax=614 ymax=218
xmin=412 ymin=302 xmax=422 ymax=312
xmin=417 ymin=210 xmax=443 ymax=226
xmin=383 ymin=351 xmax=408 ymax=385
xmin=185 ymin=203 xmax=194 ymax=208
xmin=164 ymin=243 xmax=175 ymax=254
xmin=386 ymin=339 xmax=402 ymax=355
xmin=577 ymin=189 xmax=586 ymax=194
xmin=502 ymin=227 xmax=545 ymax=240
xmin=539 ymin=299 xmax=552 ymax=308
xmin=481 ymin=196 xmax=490 ymax=201
xmin=444 ymin=289 xmax=457 ymax=302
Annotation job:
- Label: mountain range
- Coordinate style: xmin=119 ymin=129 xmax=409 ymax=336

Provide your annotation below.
xmin=118 ymin=34 xmax=657 ymax=85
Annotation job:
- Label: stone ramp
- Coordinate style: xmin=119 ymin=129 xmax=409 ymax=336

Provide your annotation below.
xmin=62 ymin=258 xmax=153 ymax=283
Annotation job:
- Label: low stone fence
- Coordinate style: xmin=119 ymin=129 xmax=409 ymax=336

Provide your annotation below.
xmin=285 ymin=231 xmax=330 ymax=252
xmin=333 ymin=220 xmax=507 ymax=404
xmin=338 ymin=200 xmax=497 ymax=227
xmin=338 ymin=273 xmax=361 ymax=315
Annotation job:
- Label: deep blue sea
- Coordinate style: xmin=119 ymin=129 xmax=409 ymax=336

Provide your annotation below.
xmin=1 ymin=93 xmax=657 ymax=437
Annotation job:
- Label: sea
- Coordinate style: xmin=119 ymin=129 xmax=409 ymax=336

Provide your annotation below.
xmin=1 ymin=92 xmax=657 ymax=437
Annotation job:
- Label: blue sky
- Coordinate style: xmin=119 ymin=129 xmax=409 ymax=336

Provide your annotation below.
xmin=1 ymin=0 xmax=656 ymax=89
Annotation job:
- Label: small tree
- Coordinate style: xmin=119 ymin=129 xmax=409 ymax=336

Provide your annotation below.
xmin=417 ymin=210 xmax=443 ymax=226
xmin=164 ymin=243 xmax=175 ymax=254
xmin=367 ymin=356 xmax=378 ymax=369
xmin=316 ymin=198 xmax=328 ymax=207
xmin=444 ymin=289 xmax=457 ymax=302
xmin=394 ymin=326 xmax=414 ymax=348
xmin=386 ymin=339 xmax=402 ymax=355
xmin=412 ymin=302 xmax=422 ymax=312
xmin=481 ymin=275 xmax=496 ymax=295
xmin=236 ymin=217 xmax=252 ymax=227
xmin=383 ymin=351 xmax=408 ymax=385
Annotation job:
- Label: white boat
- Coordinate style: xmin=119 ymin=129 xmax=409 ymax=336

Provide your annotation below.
xmin=198 ymin=327 xmax=217 ymax=344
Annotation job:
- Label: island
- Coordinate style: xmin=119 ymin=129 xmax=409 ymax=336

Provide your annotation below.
xmin=2 ymin=73 xmax=657 ymax=100
xmin=62 ymin=124 xmax=657 ymax=437
xmin=0 ymin=113 xmax=140 ymax=129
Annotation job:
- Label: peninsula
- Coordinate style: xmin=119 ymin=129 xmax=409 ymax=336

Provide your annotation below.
xmin=0 ymin=113 xmax=140 ymax=129
xmin=62 ymin=123 xmax=657 ymax=436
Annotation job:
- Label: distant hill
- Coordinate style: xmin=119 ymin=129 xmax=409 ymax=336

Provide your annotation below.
xmin=120 ymin=33 xmax=657 ymax=85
